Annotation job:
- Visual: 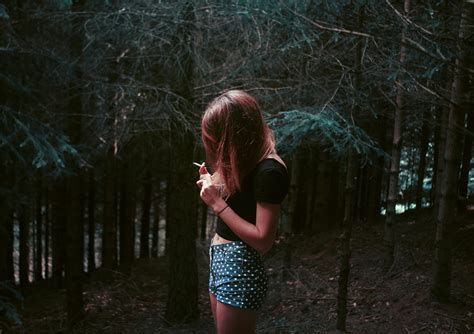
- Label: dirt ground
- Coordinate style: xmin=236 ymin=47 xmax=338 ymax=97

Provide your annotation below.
xmin=5 ymin=210 xmax=474 ymax=333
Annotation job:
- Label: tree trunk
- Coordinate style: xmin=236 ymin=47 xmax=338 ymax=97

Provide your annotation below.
xmin=65 ymin=172 xmax=85 ymax=324
xmin=165 ymin=132 xmax=199 ymax=323
xmin=165 ymin=178 xmax=171 ymax=256
xmin=51 ymin=181 xmax=66 ymax=288
xmin=0 ymin=212 xmax=8 ymax=281
xmin=0 ymin=161 xmax=12 ymax=282
xmin=64 ymin=0 xmax=87 ymax=322
xmin=356 ymin=165 xmax=369 ymax=223
xmin=367 ymin=117 xmax=387 ymax=224
xmin=431 ymin=2 xmax=473 ymax=302
xmin=44 ymin=187 xmax=50 ymax=280
xmin=6 ymin=211 xmax=14 ymax=283
xmin=407 ymin=146 xmax=416 ymax=210
xmin=102 ymin=150 xmax=118 ymax=269
xmin=152 ymin=185 xmax=160 ymax=258
xmin=336 ymin=151 xmax=359 ymax=331
xmin=19 ymin=206 xmax=30 ymax=288
xmin=35 ymin=175 xmax=43 ymax=281
xmin=416 ymin=109 xmax=431 ymax=213
xmin=336 ymin=5 xmax=364 ymax=329
xmin=287 ymin=156 xmax=297 ymax=233
xmin=287 ymin=152 xmax=304 ymax=234
xmin=87 ymin=170 xmax=96 ymax=273
xmin=140 ymin=168 xmax=152 ymax=259
xmin=433 ymin=90 xmax=451 ymax=215
xmin=384 ymin=0 xmax=410 ymax=271
xmin=119 ymin=160 xmax=136 ymax=275
xmin=304 ymin=154 xmax=316 ymax=231
xmin=312 ymin=150 xmax=332 ymax=232
xmin=457 ymin=110 xmax=473 ymax=213
xmin=329 ymin=161 xmax=343 ymax=228
xmin=200 ymin=202 xmax=208 ymax=240
xmin=165 ymin=2 xmax=199 ymax=323
xmin=2 ymin=212 xmax=15 ymax=284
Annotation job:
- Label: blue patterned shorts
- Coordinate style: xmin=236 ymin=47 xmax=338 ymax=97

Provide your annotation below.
xmin=209 ymin=240 xmax=267 ymax=310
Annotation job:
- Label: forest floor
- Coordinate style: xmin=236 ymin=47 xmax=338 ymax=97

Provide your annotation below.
xmin=5 ymin=208 xmax=474 ymax=334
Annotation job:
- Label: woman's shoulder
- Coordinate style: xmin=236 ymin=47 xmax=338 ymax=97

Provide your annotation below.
xmin=256 ymin=155 xmax=288 ymax=174
xmin=253 ymin=157 xmax=289 ymax=187
xmin=252 ymin=156 xmax=289 ymax=203
xmin=241 ymin=155 xmax=288 ymax=190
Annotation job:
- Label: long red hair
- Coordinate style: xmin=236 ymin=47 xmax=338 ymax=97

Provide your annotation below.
xmin=201 ymin=90 xmax=275 ymax=196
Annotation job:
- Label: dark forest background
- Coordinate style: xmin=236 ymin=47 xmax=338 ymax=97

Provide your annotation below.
xmin=0 ymin=0 xmax=473 ymax=333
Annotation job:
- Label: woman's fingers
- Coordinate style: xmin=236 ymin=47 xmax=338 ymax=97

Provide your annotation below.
xmin=199 ymin=181 xmax=219 ymax=204
xmin=199 ymin=164 xmax=208 ymax=175
xmin=196 ymin=179 xmax=204 ymax=189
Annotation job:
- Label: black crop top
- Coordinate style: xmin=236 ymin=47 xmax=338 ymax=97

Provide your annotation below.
xmin=216 ymin=158 xmax=290 ymax=241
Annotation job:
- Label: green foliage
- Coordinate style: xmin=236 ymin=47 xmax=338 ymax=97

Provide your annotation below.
xmin=45 ymin=0 xmax=72 ymax=10
xmin=268 ymin=108 xmax=386 ymax=164
xmin=0 ymin=4 xmax=10 ymax=20
xmin=0 ymin=108 xmax=78 ymax=175
xmin=0 ymin=281 xmax=23 ymax=326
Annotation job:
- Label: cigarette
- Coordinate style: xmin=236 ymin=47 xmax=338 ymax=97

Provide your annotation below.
xmin=193 ymin=161 xmax=203 ymax=167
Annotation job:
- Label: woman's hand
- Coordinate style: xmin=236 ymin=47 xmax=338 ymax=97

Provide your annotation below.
xmin=196 ymin=163 xmax=227 ymax=213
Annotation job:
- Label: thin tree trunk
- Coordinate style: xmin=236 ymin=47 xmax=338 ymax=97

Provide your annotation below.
xmin=1 ymin=212 xmax=14 ymax=283
xmin=312 ymin=150 xmax=332 ymax=232
xmin=165 ymin=3 xmax=199 ymax=323
xmin=432 ymin=2 xmax=473 ymax=302
xmin=140 ymin=168 xmax=152 ymax=259
xmin=102 ymin=149 xmax=118 ymax=269
xmin=367 ymin=117 xmax=387 ymax=224
xmin=287 ymin=152 xmax=304 ymax=233
xmin=64 ymin=0 xmax=87 ymax=322
xmin=51 ymin=181 xmax=66 ymax=288
xmin=35 ymin=175 xmax=43 ymax=281
xmin=279 ymin=155 xmax=301 ymax=297
xmin=384 ymin=0 xmax=410 ymax=271
xmin=304 ymin=154 xmax=316 ymax=231
xmin=457 ymin=110 xmax=473 ymax=213
xmin=65 ymin=172 xmax=85 ymax=324
xmin=336 ymin=5 xmax=364 ymax=329
xmin=416 ymin=109 xmax=431 ymax=213
xmin=87 ymin=170 xmax=96 ymax=273
xmin=165 ymin=178 xmax=171 ymax=256
xmin=44 ymin=187 xmax=50 ymax=280
xmin=329 ymin=161 xmax=343 ymax=227
xmin=0 ymin=213 xmax=8 ymax=281
xmin=287 ymin=156 xmax=297 ymax=233
xmin=407 ymin=146 xmax=415 ymax=210
xmin=200 ymin=202 xmax=208 ymax=240
xmin=19 ymin=206 xmax=30 ymax=288
xmin=431 ymin=109 xmax=440 ymax=206
xmin=434 ymin=89 xmax=451 ymax=215
xmin=0 ymin=161 xmax=11 ymax=282
xmin=356 ymin=166 xmax=369 ymax=223
xmin=336 ymin=151 xmax=359 ymax=331
xmin=152 ymin=186 xmax=160 ymax=258
xmin=165 ymin=132 xmax=199 ymax=323
xmin=6 ymin=210 xmax=14 ymax=283
xmin=119 ymin=160 xmax=136 ymax=275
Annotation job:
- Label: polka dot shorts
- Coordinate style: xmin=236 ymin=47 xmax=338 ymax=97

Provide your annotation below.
xmin=209 ymin=240 xmax=267 ymax=310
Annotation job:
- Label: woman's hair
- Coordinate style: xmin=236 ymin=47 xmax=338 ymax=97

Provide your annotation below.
xmin=201 ymin=90 xmax=275 ymax=196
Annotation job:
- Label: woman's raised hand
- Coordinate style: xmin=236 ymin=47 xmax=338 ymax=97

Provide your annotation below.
xmin=196 ymin=162 xmax=211 ymax=189
xmin=196 ymin=163 xmax=226 ymax=212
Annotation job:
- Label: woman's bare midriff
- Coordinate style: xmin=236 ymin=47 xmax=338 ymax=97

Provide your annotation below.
xmin=212 ymin=233 xmax=234 ymax=245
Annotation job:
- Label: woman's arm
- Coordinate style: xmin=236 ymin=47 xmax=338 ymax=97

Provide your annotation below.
xmin=197 ymin=167 xmax=280 ymax=255
xmin=213 ymin=198 xmax=280 ymax=255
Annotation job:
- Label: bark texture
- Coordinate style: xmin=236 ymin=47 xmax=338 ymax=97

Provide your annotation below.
xmin=431 ymin=2 xmax=474 ymax=302
xmin=384 ymin=0 xmax=410 ymax=270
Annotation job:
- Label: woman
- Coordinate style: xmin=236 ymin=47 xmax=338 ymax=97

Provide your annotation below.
xmin=196 ymin=90 xmax=289 ymax=333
